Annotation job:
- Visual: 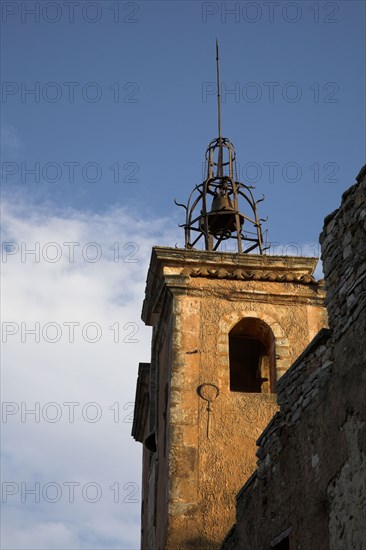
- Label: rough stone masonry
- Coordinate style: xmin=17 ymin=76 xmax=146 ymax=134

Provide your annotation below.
xmin=221 ymin=166 xmax=366 ymax=550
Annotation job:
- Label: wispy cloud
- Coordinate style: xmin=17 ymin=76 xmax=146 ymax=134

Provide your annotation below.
xmin=1 ymin=195 xmax=178 ymax=549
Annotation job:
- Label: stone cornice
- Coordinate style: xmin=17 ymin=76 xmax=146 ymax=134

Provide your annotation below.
xmin=163 ymin=283 xmax=326 ymax=307
xmin=142 ymin=247 xmax=323 ymax=325
xmin=149 ymin=247 xmax=319 ymax=273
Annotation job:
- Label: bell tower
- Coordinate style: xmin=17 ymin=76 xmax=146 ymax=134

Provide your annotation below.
xmin=132 ymin=44 xmax=327 ymax=550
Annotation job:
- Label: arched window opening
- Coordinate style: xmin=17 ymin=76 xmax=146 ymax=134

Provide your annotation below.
xmin=229 ymin=317 xmax=276 ymax=393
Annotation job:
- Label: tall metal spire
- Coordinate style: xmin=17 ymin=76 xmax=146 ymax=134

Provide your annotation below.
xmin=216 ymin=39 xmax=222 ymax=140
xmin=216 ymin=40 xmax=224 ymax=178
xmin=175 ymin=42 xmax=267 ymax=255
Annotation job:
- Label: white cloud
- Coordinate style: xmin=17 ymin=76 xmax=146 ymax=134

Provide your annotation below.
xmin=1 ymin=195 xmax=179 ymax=549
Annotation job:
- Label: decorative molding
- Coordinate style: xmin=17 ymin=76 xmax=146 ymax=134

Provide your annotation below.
xmin=181 ymin=266 xmax=316 ymax=285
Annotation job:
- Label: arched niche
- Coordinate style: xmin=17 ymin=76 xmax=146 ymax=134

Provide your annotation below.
xmin=229 ymin=317 xmax=276 ymax=393
xmin=218 ymin=312 xmax=289 ymax=393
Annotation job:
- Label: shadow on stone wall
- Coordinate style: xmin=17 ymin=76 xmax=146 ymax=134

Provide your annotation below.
xmin=186 ymin=536 xmax=221 ymax=549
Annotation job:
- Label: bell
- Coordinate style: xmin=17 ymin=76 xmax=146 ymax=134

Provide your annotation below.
xmin=207 ymin=193 xmax=244 ymax=236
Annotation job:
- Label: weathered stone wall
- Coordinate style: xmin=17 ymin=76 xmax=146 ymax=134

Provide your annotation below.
xmin=225 ymin=329 xmax=335 ymax=548
xmin=135 ymin=250 xmax=326 ymax=549
xmin=321 ymin=168 xmax=366 ymax=550
xmin=221 ymin=167 xmax=366 ymax=550
xmin=321 ymin=166 xmax=366 ymax=344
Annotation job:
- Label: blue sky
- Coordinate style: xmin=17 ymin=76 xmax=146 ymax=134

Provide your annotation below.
xmin=1 ymin=1 xmax=365 ymax=548
xmin=2 ymin=1 xmax=365 ymax=244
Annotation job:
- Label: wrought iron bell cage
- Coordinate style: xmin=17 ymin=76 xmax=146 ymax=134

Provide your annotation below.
xmin=175 ymin=136 xmax=266 ymax=254
xmin=175 ymin=42 xmax=268 ymax=255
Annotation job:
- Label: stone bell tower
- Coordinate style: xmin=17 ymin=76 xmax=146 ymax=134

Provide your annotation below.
xmin=132 ymin=43 xmax=327 ymax=549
